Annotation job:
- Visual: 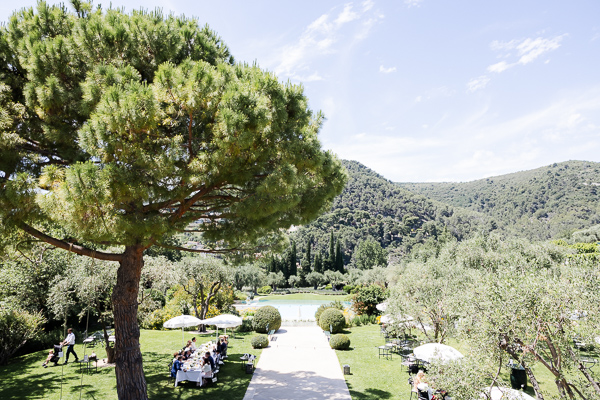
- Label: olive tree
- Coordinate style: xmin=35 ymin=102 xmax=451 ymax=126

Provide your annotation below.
xmin=0 ymin=3 xmax=346 ymax=399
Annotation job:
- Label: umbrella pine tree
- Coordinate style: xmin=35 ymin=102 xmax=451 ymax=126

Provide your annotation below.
xmin=0 ymin=3 xmax=346 ymax=399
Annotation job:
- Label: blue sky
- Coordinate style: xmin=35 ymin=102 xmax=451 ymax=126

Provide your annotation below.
xmin=2 ymin=0 xmax=600 ymax=182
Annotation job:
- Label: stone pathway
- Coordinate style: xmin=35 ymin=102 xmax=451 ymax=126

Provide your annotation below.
xmin=243 ymin=326 xmax=352 ymax=400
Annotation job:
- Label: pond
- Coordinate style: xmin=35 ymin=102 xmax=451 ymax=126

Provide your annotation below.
xmin=241 ymin=298 xmax=351 ymax=322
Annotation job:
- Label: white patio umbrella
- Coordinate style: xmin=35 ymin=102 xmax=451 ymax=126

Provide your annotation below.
xmin=163 ymin=315 xmax=203 ymax=346
xmin=481 ymin=387 xmax=535 ymax=400
xmin=381 ymin=314 xmax=414 ymax=324
xmin=200 ymin=314 xmax=243 ymax=339
xmin=413 ymin=343 xmax=463 ymax=363
xmin=376 ymin=302 xmax=388 ymax=312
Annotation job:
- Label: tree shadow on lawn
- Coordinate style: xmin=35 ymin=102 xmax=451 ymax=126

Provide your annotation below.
xmin=0 ymin=352 xmax=111 ymax=400
xmin=145 ymin=345 xmax=256 ymax=400
xmin=346 ymin=383 xmax=393 ymax=400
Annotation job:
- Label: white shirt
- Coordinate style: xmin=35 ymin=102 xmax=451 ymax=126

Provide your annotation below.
xmin=64 ymin=332 xmax=76 ymax=345
xmin=190 ymin=342 xmax=197 ymax=351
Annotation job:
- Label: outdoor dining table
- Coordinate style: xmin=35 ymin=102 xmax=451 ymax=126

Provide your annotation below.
xmin=175 ymin=369 xmax=211 ymax=387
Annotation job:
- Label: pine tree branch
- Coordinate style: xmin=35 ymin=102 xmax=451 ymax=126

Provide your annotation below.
xmin=18 ymin=222 xmax=122 ymax=261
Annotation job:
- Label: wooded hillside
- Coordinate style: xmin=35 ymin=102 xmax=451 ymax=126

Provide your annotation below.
xmin=399 ymin=160 xmax=600 ymax=240
xmin=290 ymin=160 xmax=491 ymax=264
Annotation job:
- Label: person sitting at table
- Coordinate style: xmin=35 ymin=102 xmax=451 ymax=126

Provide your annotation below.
xmin=202 ymin=351 xmax=215 ymax=370
xmin=413 ymin=370 xmax=426 ymax=392
xmin=172 ymin=352 xmax=179 ymax=363
xmin=171 ymin=355 xmax=183 ymax=379
xmin=190 ymin=337 xmax=197 ymax=351
xmin=214 ymin=349 xmax=224 ymax=366
xmin=182 ymin=349 xmax=193 ymax=360
xmin=201 ymin=359 xmax=213 ymax=386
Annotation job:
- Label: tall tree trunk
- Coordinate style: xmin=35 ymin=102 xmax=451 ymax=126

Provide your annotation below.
xmin=112 ymin=245 xmax=147 ymax=400
xmin=520 ymin=359 xmax=545 ymax=400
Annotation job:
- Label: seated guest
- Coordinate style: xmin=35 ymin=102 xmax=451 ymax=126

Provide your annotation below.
xmin=214 ymin=349 xmax=224 ymax=365
xmin=171 ymin=356 xmax=183 ymax=379
xmin=182 ymin=350 xmax=192 ymax=360
xmin=190 ymin=337 xmax=197 ymax=351
xmin=202 ymin=351 xmax=215 ymax=370
xmin=172 ymin=352 xmax=179 ymax=363
xmin=201 ymin=359 xmax=213 ymax=385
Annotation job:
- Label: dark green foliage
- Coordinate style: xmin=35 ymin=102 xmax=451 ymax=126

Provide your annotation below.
xmin=401 ymin=161 xmax=600 ymax=241
xmin=350 ymin=314 xmax=378 ymax=327
xmin=252 ymin=305 xmax=281 ymax=333
xmin=257 ymin=286 xmax=272 ymax=295
xmin=318 ymin=308 xmax=346 ymax=333
xmin=352 ymin=285 xmax=387 ymax=316
xmin=251 ymin=334 xmax=269 ymax=349
xmin=236 ymin=318 xmax=254 ymax=333
xmin=289 ymin=241 xmax=297 ymax=277
xmin=291 ymin=160 xmax=491 ymax=269
xmin=329 ymin=333 xmax=351 ymax=350
xmin=352 ymin=238 xmax=387 ymax=269
xmin=314 ymin=300 xmax=345 ymax=322
xmin=314 ymin=252 xmax=324 ymax=273
xmin=0 ymin=304 xmax=45 ymax=365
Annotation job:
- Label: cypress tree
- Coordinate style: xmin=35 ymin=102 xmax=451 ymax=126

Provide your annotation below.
xmin=329 ymin=232 xmax=335 ymax=269
xmin=289 ymin=241 xmax=297 ymax=277
xmin=314 ymin=252 xmax=323 ymax=273
xmin=335 ymin=240 xmax=344 ymax=272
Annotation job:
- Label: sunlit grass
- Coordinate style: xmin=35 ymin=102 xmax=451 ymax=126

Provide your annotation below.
xmin=334 ymin=324 xmax=565 ymax=400
xmin=0 ymin=329 xmax=263 ymax=400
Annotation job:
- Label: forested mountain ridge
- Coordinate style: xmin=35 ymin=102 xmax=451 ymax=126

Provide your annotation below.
xmin=399 ymin=160 xmax=600 ymax=241
xmin=290 ymin=160 xmax=492 ymax=264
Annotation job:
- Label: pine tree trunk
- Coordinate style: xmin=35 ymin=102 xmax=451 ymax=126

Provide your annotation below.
xmin=112 ymin=245 xmax=147 ymax=400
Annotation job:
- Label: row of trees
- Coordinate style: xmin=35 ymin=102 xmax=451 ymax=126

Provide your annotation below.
xmin=386 ymin=234 xmax=600 ymax=399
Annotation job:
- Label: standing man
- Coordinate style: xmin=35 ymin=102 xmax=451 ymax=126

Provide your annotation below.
xmin=62 ymin=328 xmax=79 ymax=364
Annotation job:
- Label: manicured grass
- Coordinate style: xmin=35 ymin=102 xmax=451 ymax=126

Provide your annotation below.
xmin=334 ymin=324 xmax=564 ymax=400
xmin=0 ymin=329 xmax=263 ymax=400
xmin=258 ymin=293 xmax=351 ymax=301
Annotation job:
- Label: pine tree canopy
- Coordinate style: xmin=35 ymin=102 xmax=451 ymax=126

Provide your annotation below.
xmin=0 ymin=2 xmax=347 ymax=257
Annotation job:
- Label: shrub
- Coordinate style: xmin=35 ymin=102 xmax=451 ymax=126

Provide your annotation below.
xmin=319 ymin=308 xmax=345 ymax=333
xmin=234 ymin=290 xmax=248 ymax=301
xmin=0 ymin=304 xmax=45 ymax=364
xmin=350 ymin=314 xmax=378 ymax=327
xmin=253 ymin=305 xmax=281 ymax=333
xmin=330 ymin=334 xmax=351 ymax=350
xmin=343 ymin=285 xmax=354 ymax=294
xmin=237 ymin=318 xmax=254 ymax=333
xmin=352 ymin=284 xmax=387 ymax=316
xmin=315 ymin=301 xmax=346 ymax=322
xmin=257 ymin=285 xmax=272 ymax=295
xmin=251 ymin=334 xmax=269 ymax=349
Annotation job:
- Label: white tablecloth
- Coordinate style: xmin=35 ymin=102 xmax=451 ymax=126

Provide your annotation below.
xmin=175 ymin=370 xmax=211 ymax=387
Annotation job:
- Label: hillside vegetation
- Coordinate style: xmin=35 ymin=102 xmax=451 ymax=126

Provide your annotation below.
xmin=399 ymin=160 xmax=600 ymax=240
xmin=291 ymin=160 xmax=491 ymax=263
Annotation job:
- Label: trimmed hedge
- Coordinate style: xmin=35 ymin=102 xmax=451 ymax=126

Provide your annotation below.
xmin=252 ymin=305 xmax=282 ymax=333
xmin=251 ymin=334 xmax=269 ymax=349
xmin=330 ymin=334 xmax=351 ymax=350
xmin=318 ymin=308 xmax=345 ymax=333
xmin=257 ymin=285 xmax=272 ymax=295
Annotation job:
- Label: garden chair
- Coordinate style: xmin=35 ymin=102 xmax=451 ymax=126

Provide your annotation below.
xmin=324 ymin=331 xmax=331 ymax=341
xmin=267 ymin=330 xmax=275 ymax=340
xmin=408 ymin=377 xmax=418 ymax=400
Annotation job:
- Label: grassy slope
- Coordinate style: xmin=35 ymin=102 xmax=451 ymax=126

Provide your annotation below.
xmin=0 ymin=329 xmax=262 ymax=400
xmin=334 ymin=324 xmax=560 ymax=400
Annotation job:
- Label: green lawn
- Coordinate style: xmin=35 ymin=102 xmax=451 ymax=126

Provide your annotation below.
xmin=334 ymin=324 xmax=564 ymax=400
xmin=258 ymin=293 xmax=351 ymax=301
xmin=0 ymin=329 xmax=263 ymax=400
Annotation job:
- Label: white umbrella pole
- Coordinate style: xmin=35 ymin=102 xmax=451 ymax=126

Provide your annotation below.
xmin=182 ymin=327 xmax=184 ymax=347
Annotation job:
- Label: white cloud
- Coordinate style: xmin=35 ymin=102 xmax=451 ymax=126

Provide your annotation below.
xmin=379 ymin=65 xmax=397 ymax=73
xmin=487 ymin=61 xmax=511 ymax=73
xmin=467 ymin=75 xmax=490 ymax=92
xmin=490 ymin=35 xmax=566 ymax=66
xmin=362 ymin=0 xmax=374 ymax=11
xmin=335 ymin=4 xmax=359 ymax=26
xmin=516 ymin=35 xmax=565 ymax=64
xmin=405 ymin=0 xmax=423 ymax=7
xmin=272 ymin=3 xmax=381 ymax=82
